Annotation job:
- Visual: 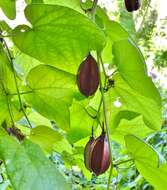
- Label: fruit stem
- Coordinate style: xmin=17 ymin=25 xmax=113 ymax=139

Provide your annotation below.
xmin=91 ymin=0 xmax=98 ymax=21
xmin=0 ymin=33 xmax=33 ymax=128
xmin=97 ymin=52 xmax=113 ymax=189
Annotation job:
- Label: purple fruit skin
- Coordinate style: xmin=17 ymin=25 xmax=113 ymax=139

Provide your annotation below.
xmin=125 ymin=0 xmax=141 ymax=12
xmin=84 ymin=133 xmax=111 ymax=176
xmin=77 ymin=54 xmax=99 ymax=97
xmin=90 ymin=134 xmax=111 ymax=176
xmin=84 ymin=137 xmax=95 ymax=171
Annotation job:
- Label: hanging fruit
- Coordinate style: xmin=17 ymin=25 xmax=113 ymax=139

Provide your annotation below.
xmin=77 ymin=54 xmax=99 ymax=97
xmin=84 ymin=137 xmax=95 ymax=171
xmin=125 ymin=0 xmax=141 ymax=12
xmin=84 ymin=132 xmax=111 ymax=176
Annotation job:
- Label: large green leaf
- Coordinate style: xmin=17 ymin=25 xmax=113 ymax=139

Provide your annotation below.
xmin=24 ymin=65 xmax=77 ymax=130
xmin=96 ymin=7 xmax=129 ymax=42
xmin=12 ymin=4 xmax=106 ymax=74
xmin=106 ymin=74 xmax=162 ymax=131
xmin=67 ymin=100 xmax=95 ymax=143
xmin=125 ymin=135 xmax=167 ymax=190
xmin=0 ymin=129 xmax=71 ymax=190
xmin=113 ymin=39 xmax=161 ymax=105
xmin=0 ymin=0 xmax=16 ymax=20
xmin=112 ymin=115 xmax=153 ymax=144
xmin=15 ymin=52 xmax=42 ymax=78
xmin=29 ymin=125 xmax=73 ymax=153
xmin=96 ymin=7 xmax=129 ymax=63
xmin=29 ymin=126 xmax=63 ymax=152
xmin=105 ymin=21 xmax=129 ymax=42
xmin=43 ymin=0 xmax=83 ymax=13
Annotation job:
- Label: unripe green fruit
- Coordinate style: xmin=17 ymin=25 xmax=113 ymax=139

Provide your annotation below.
xmin=77 ymin=54 xmax=99 ymax=97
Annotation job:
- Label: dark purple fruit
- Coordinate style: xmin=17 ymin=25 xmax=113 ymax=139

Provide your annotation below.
xmin=84 ymin=133 xmax=111 ymax=176
xmin=77 ymin=54 xmax=99 ymax=97
xmin=125 ymin=0 xmax=141 ymax=12
xmin=84 ymin=137 xmax=95 ymax=171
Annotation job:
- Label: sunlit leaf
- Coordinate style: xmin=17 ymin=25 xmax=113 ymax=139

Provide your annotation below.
xmin=125 ymin=135 xmax=167 ymax=190
xmin=0 ymin=0 xmax=16 ymax=20
xmin=12 ymin=4 xmax=106 ymax=74
xmin=24 ymin=65 xmax=77 ymax=130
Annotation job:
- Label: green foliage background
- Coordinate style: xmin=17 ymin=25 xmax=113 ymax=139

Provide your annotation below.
xmin=0 ymin=0 xmax=166 ymax=190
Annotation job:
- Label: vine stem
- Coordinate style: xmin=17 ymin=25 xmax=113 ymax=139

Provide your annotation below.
xmin=1 ymin=83 xmax=15 ymax=126
xmin=1 ymin=37 xmax=33 ymax=128
xmin=97 ymin=52 xmax=113 ymax=190
xmin=107 ymin=165 xmax=114 ymax=190
xmin=107 ymin=159 xmax=134 ymax=189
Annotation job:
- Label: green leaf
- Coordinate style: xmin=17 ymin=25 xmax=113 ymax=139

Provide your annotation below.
xmin=113 ymin=39 xmax=161 ymax=105
xmin=25 ymin=65 xmax=77 ymax=130
xmin=26 ymin=112 xmax=52 ymax=128
xmin=67 ymin=100 xmax=95 ymax=143
xmin=0 ymin=0 xmax=16 ymax=20
xmin=107 ymin=74 xmax=162 ymax=131
xmin=105 ymin=21 xmax=129 ymax=42
xmin=112 ymin=115 xmax=154 ymax=144
xmin=12 ymin=4 xmax=106 ymax=74
xmin=95 ymin=7 xmax=129 ymax=63
xmin=29 ymin=126 xmax=63 ymax=152
xmin=43 ymin=0 xmax=83 ymax=13
xmin=96 ymin=7 xmax=129 ymax=42
xmin=29 ymin=125 xmax=73 ymax=154
xmin=15 ymin=52 xmax=42 ymax=78
xmin=125 ymin=135 xmax=167 ymax=190
xmin=0 ymin=129 xmax=71 ymax=190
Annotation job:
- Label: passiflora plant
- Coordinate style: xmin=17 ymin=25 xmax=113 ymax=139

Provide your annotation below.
xmin=0 ymin=0 xmax=165 ymax=190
